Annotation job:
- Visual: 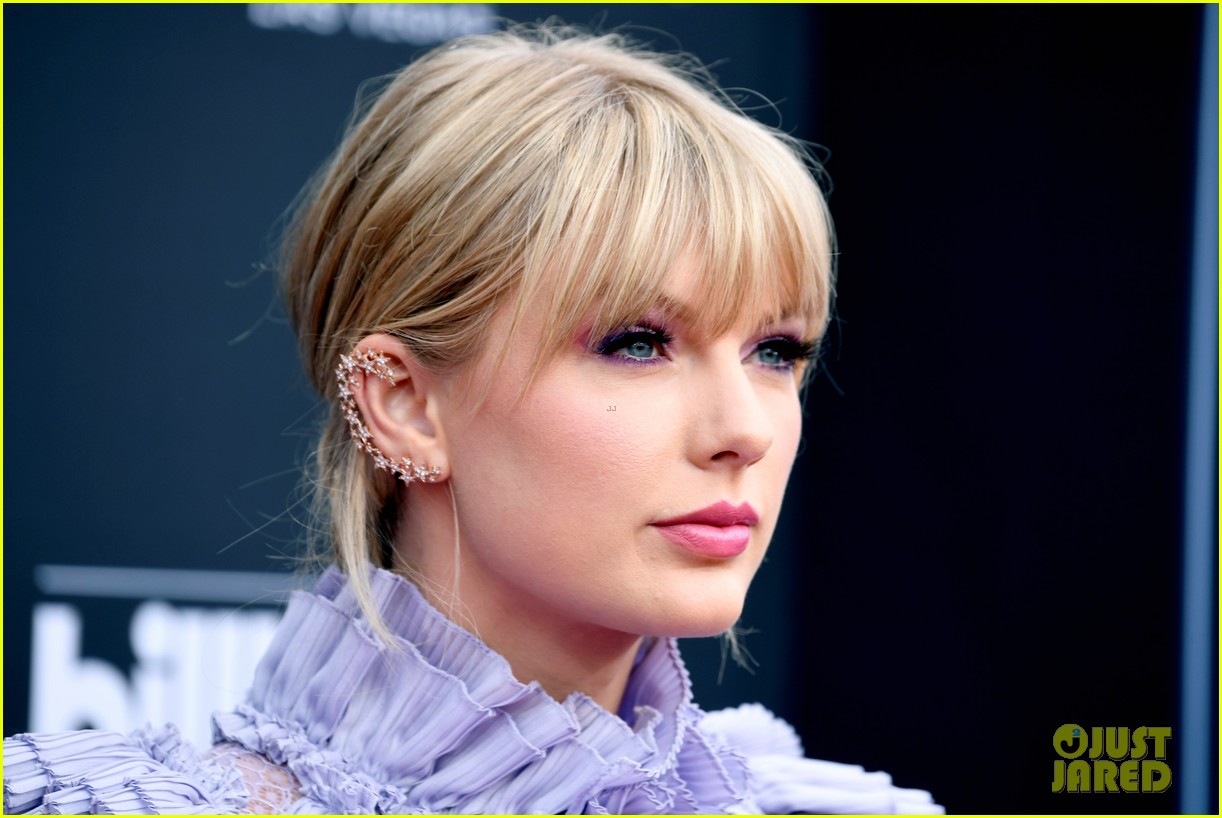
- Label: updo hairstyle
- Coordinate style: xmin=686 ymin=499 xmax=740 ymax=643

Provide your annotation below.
xmin=278 ymin=24 xmax=836 ymax=629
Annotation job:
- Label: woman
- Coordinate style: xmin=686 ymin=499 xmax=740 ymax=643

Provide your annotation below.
xmin=4 ymin=26 xmax=941 ymax=814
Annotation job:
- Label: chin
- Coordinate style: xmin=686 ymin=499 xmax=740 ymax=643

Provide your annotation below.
xmin=662 ymin=617 xmax=743 ymax=639
xmin=645 ymin=582 xmax=749 ymax=638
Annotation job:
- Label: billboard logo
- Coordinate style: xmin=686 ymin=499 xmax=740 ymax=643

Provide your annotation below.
xmin=30 ymin=565 xmax=300 ymax=748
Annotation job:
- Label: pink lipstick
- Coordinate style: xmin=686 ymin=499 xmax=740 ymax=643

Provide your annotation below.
xmin=652 ymin=501 xmax=759 ymax=559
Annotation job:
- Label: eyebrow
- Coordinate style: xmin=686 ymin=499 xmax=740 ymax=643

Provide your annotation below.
xmin=649 ymin=293 xmax=802 ymax=330
xmin=649 ymin=293 xmax=699 ymax=325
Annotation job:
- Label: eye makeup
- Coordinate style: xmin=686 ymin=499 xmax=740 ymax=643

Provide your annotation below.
xmin=592 ymin=318 xmax=817 ymax=373
xmin=595 ymin=322 xmax=674 ymax=366
xmin=750 ymin=335 xmax=817 ymax=371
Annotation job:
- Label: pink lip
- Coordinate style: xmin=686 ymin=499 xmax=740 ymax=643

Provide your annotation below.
xmin=652 ymin=501 xmax=759 ymax=558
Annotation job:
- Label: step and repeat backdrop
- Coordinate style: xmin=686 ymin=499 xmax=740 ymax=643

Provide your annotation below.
xmin=5 ymin=5 xmax=1213 ymax=813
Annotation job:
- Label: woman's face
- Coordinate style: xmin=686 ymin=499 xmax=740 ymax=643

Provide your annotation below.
xmin=434 ymin=257 xmax=809 ymax=642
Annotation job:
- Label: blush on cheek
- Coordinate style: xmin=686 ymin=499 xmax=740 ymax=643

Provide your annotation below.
xmin=531 ymin=413 xmax=643 ymax=503
xmin=519 ymin=375 xmax=651 ymax=459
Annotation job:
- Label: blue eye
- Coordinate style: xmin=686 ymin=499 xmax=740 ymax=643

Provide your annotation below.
xmin=594 ymin=325 xmax=815 ymax=370
xmin=621 ymin=337 xmax=658 ymax=359
xmin=753 ymin=337 xmax=817 ymax=370
xmin=596 ymin=325 xmax=672 ymax=364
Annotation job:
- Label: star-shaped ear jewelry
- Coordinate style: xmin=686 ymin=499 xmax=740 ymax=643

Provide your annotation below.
xmin=336 ymin=348 xmax=443 ymax=484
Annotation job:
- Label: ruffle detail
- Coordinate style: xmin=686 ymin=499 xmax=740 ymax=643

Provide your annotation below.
xmin=701 ymin=704 xmax=945 ymax=814
xmin=212 ymin=564 xmax=757 ymax=814
xmin=4 ymin=564 xmax=943 ymax=814
xmin=3 ymin=724 xmax=246 ymax=814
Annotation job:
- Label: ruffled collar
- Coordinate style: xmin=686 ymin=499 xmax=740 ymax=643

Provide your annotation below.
xmin=212 ymin=564 xmax=754 ymax=814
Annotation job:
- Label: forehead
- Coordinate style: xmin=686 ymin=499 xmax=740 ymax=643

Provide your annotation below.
xmin=645 ymin=255 xmax=806 ymax=333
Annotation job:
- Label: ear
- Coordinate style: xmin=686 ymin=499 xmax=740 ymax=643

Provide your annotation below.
xmin=343 ymin=333 xmax=450 ymax=483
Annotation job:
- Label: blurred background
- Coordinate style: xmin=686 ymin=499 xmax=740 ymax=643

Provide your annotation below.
xmin=4 ymin=5 xmax=1216 ymax=813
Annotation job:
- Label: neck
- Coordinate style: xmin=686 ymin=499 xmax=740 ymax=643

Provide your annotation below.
xmin=464 ymin=596 xmax=643 ymax=715
xmin=393 ymin=485 xmax=642 ymax=714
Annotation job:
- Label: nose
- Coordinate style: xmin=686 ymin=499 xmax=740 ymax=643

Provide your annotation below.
xmin=689 ymin=352 xmax=774 ymax=469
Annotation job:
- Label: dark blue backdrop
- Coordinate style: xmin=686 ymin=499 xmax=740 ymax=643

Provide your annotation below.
xmin=4 ymin=5 xmax=1215 ymax=813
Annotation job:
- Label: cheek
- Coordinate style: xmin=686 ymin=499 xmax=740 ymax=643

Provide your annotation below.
xmin=758 ymin=392 xmax=804 ymax=535
xmin=516 ymin=391 xmax=644 ymax=489
xmin=450 ymin=378 xmax=671 ymax=544
xmin=776 ymin=397 xmax=803 ymax=467
xmin=532 ymin=403 xmax=635 ymax=482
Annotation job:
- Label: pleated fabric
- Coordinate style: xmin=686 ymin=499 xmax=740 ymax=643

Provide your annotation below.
xmin=4 ymin=564 xmax=943 ymax=814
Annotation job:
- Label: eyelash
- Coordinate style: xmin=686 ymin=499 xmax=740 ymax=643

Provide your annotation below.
xmin=755 ymin=337 xmax=818 ymax=370
xmin=595 ymin=324 xmax=673 ymax=367
xmin=595 ymin=324 xmax=816 ymax=371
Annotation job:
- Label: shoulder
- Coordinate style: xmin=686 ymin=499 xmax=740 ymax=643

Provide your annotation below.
xmin=3 ymin=726 xmax=298 ymax=815
xmin=700 ymin=703 xmax=945 ymax=814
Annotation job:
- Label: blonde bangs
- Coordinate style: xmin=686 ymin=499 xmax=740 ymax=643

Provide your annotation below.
xmin=497 ymin=57 xmax=834 ymax=395
xmin=280 ymin=23 xmax=836 ymax=630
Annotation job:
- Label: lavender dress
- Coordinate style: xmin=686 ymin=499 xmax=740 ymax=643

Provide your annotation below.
xmin=5 ymin=565 xmax=942 ymax=814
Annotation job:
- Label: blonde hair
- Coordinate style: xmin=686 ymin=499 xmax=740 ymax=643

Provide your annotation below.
xmin=279 ymin=24 xmax=835 ymax=632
